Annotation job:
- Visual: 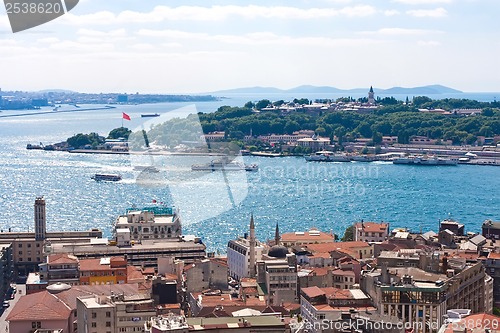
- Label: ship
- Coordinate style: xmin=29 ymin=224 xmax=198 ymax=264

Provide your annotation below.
xmin=304 ymin=151 xmax=350 ymax=162
xmin=393 ymin=155 xmax=458 ymax=166
xmin=141 ymin=113 xmax=160 ymax=118
xmin=191 ymin=159 xmax=258 ymax=172
xmin=91 ymin=173 xmax=122 ymax=181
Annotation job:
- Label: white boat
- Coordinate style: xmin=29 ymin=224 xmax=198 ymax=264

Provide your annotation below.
xmin=393 ymin=156 xmax=458 ymax=166
xmin=305 ymin=151 xmax=350 ymax=162
xmin=350 ymin=155 xmax=376 ymax=162
xmin=192 ymin=159 xmax=258 ymax=172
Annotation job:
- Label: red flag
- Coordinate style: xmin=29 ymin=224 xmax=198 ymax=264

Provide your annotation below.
xmin=122 ymin=112 xmax=131 ymax=121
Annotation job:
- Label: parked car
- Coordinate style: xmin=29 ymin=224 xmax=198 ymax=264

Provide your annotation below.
xmin=2 ymin=300 xmax=10 ymax=308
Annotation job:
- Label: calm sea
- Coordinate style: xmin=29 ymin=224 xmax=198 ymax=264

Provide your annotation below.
xmin=0 ymin=92 xmax=499 ymax=253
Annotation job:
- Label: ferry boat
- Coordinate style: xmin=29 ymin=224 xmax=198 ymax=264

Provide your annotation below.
xmin=393 ymin=155 xmax=458 ymax=166
xmin=304 ymin=151 xmax=350 ymax=162
xmin=91 ymin=173 xmax=122 ymax=181
xmin=191 ymin=159 xmax=258 ymax=172
xmin=141 ymin=113 xmax=160 ymax=118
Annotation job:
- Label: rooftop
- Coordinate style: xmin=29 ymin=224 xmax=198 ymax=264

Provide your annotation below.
xmin=355 ymin=222 xmax=388 ymax=232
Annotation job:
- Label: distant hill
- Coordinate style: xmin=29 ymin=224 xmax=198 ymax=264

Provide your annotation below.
xmin=380 ymin=85 xmax=462 ymax=95
xmin=37 ymin=89 xmax=76 ymax=93
xmin=212 ymin=84 xmax=463 ymax=95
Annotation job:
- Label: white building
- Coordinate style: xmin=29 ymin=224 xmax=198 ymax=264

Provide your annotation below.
xmin=297 ymin=137 xmax=330 ymax=151
xmin=227 ymin=215 xmax=264 ymax=280
xmin=114 ymin=206 xmax=182 ymax=243
xmin=77 ymin=293 xmax=156 ymax=333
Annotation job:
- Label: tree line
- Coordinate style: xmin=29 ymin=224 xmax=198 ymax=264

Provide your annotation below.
xmin=198 ymin=97 xmax=500 ymax=146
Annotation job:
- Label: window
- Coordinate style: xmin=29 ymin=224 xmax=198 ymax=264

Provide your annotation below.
xmin=27 ymin=243 xmax=32 ymax=248
xmin=32 ymin=322 xmax=41 ymax=329
xmin=106 ymin=322 xmax=111 ymax=327
xmin=91 ymin=322 xmax=97 ymax=328
xmin=36 ymin=243 xmax=40 ymax=247
xmin=106 ymin=311 xmax=111 ymax=317
xmin=92 ymin=312 xmax=97 ymax=318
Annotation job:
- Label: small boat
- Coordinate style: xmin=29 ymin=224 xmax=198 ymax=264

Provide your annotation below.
xmin=91 ymin=174 xmax=122 ymax=181
xmin=133 ymin=166 xmax=160 ymax=173
xmin=393 ymin=155 xmax=458 ymax=166
xmin=141 ymin=113 xmax=160 ymax=118
xmin=26 ymin=143 xmax=43 ymax=150
xmin=192 ymin=159 xmax=258 ymax=172
xmin=350 ymin=155 xmax=376 ymax=162
xmin=250 ymin=151 xmax=281 ymax=157
xmin=305 ymin=151 xmax=350 ymax=162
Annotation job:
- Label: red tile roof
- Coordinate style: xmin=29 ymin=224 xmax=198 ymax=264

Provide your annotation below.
xmin=7 ymin=291 xmax=71 ymax=321
xmin=48 ymin=253 xmax=78 ymax=265
xmin=7 ymin=284 xmax=143 ymax=322
xmin=301 ymin=286 xmax=325 ymax=298
xmin=281 ymin=230 xmax=334 ymax=242
xmin=355 ymin=222 xmax=388 ymax=232
xmin=488 ymin=252 xmax=500 ymax=260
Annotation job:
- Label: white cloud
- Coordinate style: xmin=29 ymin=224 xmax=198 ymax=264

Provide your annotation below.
xmin=77 ymin=28 xmax=127 ymax=37
xmin=407 ymin=7 xmax=447 ymax=17
xmin=361 ymin=28 xmax=444 ymax=36
xmin=60 ymin=5 xmax=377 ymax=26
xmin=417 ymin=40 xmax=441 ymax=46
xmin=36 ymin=37 xmax=60 ymax=44
xmin=384 ymin=10 xmax=401 ymax=16
xmin=393 ymin=0 xmax=452 ymax=4
xmin=136 ymin=29 xmax=385 ymax=47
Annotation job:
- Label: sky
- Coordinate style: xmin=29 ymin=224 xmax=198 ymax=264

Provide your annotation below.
xmin=0 ymin=0 xmax=499 ymax=94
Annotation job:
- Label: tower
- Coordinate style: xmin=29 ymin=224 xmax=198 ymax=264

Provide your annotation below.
xmin=249 ymin=214 xmax=256 ymax=278
xmin=368 ymin=86 xmax=375 ymax=104
xmin=34 ymin=196 xmax=46 ymax=241
xmin=274 ymin=223 xmax=280 ymax=246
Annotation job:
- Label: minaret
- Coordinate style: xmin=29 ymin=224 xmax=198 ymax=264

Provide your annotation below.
xmin=274 ymin=223 xmax=280 ymax=246
xmin=368 ymin=86 xmax=375 ymax=104
xmin=249 ymin=214 xmax=256 ymax=278
xmin=34 ymin=196 xmax=46 ymax=241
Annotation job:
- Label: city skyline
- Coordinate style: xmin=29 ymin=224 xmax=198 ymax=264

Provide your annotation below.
xmin=0 ymin=0 xmax=499 ymax=93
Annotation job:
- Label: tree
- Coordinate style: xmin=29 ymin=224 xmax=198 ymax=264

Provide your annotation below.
xmin=108 ymin=127 xmax=131 ymax=139
xmin=244 ymin=101 xmax=255 ymax=109
xmin=372 ymin=131 xmax=383 ymax=145
xmin=341 ymin=225 xmax=354 ymax=242
xmin=255 ymin=99 xmax=271 ymax=110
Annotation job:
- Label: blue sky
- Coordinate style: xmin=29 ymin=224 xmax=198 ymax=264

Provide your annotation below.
xmin=0 ymin=0 xmax=499 ymax=93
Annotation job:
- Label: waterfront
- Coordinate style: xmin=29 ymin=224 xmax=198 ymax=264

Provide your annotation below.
xmin=0 ymin=99 xmax=499 ymax=253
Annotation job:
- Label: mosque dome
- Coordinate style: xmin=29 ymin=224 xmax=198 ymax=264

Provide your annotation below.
xmin=268 ymin=245 xmax=288 ymax=258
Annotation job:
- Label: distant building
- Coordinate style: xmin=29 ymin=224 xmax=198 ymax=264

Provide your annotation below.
xmin=77 ymin=292 xmax=156 ymax=333
xmin=114 ymin=206 xmax=182 ymax=243
xmin=483 ymin=219 xmax=500 ymax=239
xmin=39 ymin=253 xmax=80 ymax=286
xmin=7 ymin=283 xmax=148 ymax=333
xmin=362 ymin=258 xmax=487 ymax=332
xmin=354 ymin=221 xmax=389 ymax=243
xmin=297 ymin=137 xmax=330 ymax=152
xmin=256 ymin=224 xmax=298 ymax=306
xmin=300 ymin=286 xmax=373 ymax=333
xmin=0 ymin=197 xmax=102 ymax=278
xmin=227 ymin=215 xmax=264 ymax=280
xmin=184 ymin=258 xmax=228 ymax=293
xmin=368 ymin=86 xmax=375 ymax=104
xmin=439 ymin=219 xmax=464 ymax=236
xmin=280 ymin=228 xmax=335 ymax=247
